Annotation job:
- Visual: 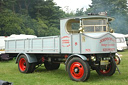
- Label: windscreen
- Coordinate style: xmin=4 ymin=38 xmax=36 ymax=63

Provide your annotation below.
xmin=82 ymin=19 xmax=107 ymax=32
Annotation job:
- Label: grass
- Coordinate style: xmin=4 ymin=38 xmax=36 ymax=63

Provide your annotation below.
xmin=0 ymin=50 xmax=128 ymax=85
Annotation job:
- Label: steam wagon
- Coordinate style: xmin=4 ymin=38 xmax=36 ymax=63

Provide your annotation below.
xmin=5 ymin=15 xmax=118 ymax=81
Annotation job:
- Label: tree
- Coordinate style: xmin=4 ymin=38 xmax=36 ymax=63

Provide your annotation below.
xmin=29 ymin=0 xmax=65 ymax=28
xmin=75 ymin=8 xmax=85 ymax=16
xmin=0 ymin=0 xmax=66 ymax=36
xmin=0 ymin=9 xmax=49 ymax=36
xmin=0 ymin=10 xmax=24 ymax=36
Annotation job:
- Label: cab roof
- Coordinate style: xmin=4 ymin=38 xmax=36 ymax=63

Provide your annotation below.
xmin=61 ymin=16 xmax=114 ymax=21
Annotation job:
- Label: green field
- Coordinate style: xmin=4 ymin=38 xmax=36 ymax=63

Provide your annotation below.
xmin=0 ymin=50 xmax=128 ymax=85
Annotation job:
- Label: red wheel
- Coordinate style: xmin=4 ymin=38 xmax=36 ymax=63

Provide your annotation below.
xmin=114 ymin=56 xmax=121 ymax=65
xmin=99 ymin=65 xmax=111 ymax=74
xmin=19 ymin=58 xmax=27 ymax=71
xmin=96 ymin=59 xmax=116 ymax=76
xmin=67 ymin=57 xmax=90 ymax=81
xmin=70 ymin=62 xmax=84 ymax=79
xmin=18 ymin=55 xmax=36 ymax=73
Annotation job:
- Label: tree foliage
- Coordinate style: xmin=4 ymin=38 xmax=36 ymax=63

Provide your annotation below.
xmin=0 ymin=0 xmax=64 ymax=36
xmin=75 ymin=8 xmax=86 ymax=16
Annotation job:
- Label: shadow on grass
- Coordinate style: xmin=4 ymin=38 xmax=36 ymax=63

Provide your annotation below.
xmin=34 ymin=66 xmax=67 ymax=75
xmin=34 ymin=65 xmax=117 ymax=82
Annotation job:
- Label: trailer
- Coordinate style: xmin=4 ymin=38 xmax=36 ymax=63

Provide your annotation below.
xmin=5 ymin=15 xmax=118 ymax=81
xmin=112 ymin=33 xmax=127 ymax=51
xmin=124 ymin=34 xmax=128 ymax=47
xmin=0 ymin=36 xmax=8 ymax=54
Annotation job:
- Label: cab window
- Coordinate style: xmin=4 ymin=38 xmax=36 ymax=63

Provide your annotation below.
xmin=82 ymin=19 xmax=108 ymax=32
xmin=66 ymin=19 xmax=80 ymax=34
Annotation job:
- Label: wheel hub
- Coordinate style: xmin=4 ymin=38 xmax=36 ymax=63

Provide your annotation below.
xmin=74 ymin=68 xmax=79 ymax=73
xmin=23 ymin=63 xmax=26 ymax=66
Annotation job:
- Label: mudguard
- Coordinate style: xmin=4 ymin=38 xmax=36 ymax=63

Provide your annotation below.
xmin=16 ymin=53 xmax=37 ymax=63
xmin=65 ymin=54 xmax=87 ymax=65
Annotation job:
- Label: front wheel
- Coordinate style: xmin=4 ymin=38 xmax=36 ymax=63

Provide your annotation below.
xmin=67 ymin=57 xmax=90 ymax=82
xmin=96 ymin=60 xmax=116 ymax=76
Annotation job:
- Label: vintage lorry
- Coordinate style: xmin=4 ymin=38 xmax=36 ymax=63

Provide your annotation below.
xmin=5 ymin=15 xmax=118 ymax=81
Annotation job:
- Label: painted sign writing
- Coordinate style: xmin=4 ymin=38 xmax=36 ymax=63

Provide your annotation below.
xmin=85 ymin=49 xmax=91 ymax=52
xmin=101 ymin=44 xmax=115 ymax=47
xmin=75 ymin=42 xmax=77 ymax=46
xmin=100 ymin=37 xmax=116 ymax=52
xmin=100 ymin=37 xmax=115 ymax=43
xmin=61 ymin=36 xmax=70 ymax=47
xmin=103 ymin=48 xmax=115 ymax=51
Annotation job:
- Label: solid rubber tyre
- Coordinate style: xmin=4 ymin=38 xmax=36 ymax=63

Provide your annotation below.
xmin=67 ymin=57 xmax=90 ymax=82
xmin=18 ymin=55 xmax=36 ymax=73
xmin=96 ymin=59 xmax=116 ymax=76
xmin=44 ymin=61 xmax=60 ymax=70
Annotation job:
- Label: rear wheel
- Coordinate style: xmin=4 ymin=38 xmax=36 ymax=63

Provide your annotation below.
xmin=96 ymin=60 xmax=116 ymax=76
xmin=67 ymin=57 xmax=90 ymax=82
xmin=44 ymin=61 xmax=60 ymax=70
xmin=18 ymin=55 xmax=35 ymax=73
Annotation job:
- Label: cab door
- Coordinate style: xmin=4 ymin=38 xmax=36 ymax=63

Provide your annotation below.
xmin=72 ymin=34 xmax=81 ymax=53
